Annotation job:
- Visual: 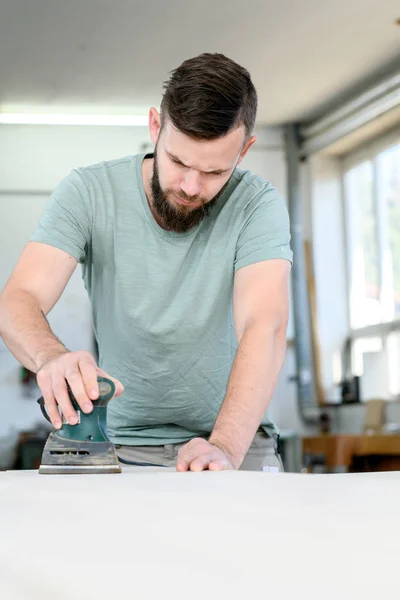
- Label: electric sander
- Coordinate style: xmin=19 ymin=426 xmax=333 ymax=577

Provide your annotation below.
xmin=37 ymin=376 xmax=121 ymax=475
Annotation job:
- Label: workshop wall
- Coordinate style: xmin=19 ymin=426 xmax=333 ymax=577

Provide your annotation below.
xmin=0 ymin=124 xmax=297 ymax=438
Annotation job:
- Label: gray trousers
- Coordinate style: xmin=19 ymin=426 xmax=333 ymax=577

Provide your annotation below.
xmin=115 ymin=429 xmax=284 ymax=472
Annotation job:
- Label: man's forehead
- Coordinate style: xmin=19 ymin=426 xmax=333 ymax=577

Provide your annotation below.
xmin=161 ymin=122 xmax=244 ymax=172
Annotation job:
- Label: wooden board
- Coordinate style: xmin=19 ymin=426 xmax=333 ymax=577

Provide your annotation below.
xmin=304 ymin=240 xmax=325 ymax=406
xmin=1 ymin=467 xmax=400 ymax=598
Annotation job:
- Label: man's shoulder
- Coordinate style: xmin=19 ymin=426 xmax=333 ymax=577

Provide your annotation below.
xmin=230 ymin=167 xmax=279 ymax=207
xmin=74 ymin=154 xmax=138 ymax=184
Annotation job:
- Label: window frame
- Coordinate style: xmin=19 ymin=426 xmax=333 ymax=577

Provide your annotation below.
xmin=341 ymin=124 xmax=400 ymax=343
xmin=341 ymin=125 xmax=400 ymax=399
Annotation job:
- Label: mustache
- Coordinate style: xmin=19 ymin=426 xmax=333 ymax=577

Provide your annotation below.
xmin=169 ymin=190 xmax=207 ymax=205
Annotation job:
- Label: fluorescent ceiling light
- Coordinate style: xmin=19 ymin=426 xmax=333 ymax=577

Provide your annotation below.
xmin=0 ymin=113 xmax=148 ymax=126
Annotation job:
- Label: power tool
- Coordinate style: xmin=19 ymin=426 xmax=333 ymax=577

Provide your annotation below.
xmin=37 ymin=376 xmax=121 ymax=474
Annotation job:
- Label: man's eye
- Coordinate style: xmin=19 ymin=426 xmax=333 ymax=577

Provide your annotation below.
xmin=171 ymin=157 xmax=222 ymax=176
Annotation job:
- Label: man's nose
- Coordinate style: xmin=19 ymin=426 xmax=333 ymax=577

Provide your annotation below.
xmin=180 ymin=170 xmax=201 ymax=197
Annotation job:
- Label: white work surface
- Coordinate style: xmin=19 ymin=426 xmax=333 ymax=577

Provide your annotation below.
xmin=1 ymin=468 xmax=399 ymax=600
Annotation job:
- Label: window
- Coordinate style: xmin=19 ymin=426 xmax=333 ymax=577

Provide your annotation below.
xmin=344 ymin=136 xmax=400 ymax=400
xmin=376 ymin=144 xmax=400 ymax=319
xmin=345 ymin=161 xmax=380 ymax=328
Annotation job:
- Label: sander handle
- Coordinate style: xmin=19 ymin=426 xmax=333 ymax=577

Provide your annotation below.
xmin=37 ymin=395 xmax=52 ymax=423
xmin=37 ymin=376 xmax=116 ymax=423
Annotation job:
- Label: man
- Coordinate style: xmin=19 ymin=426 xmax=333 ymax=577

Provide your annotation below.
xmin=0 ymin=53 xmax=292 ymax=472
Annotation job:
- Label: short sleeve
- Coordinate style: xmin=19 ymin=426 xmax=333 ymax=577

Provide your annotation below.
xmin=234 ymin=186 xmax=293 ymax=271
xmin=30 ymin=170 xmax=92 ymax=263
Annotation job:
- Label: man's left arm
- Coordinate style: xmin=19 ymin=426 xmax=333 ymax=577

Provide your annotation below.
xmin=176 ymin=258 xmax=291 ymax=471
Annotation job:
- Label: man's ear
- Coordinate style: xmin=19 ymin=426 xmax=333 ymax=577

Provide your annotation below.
xmin=237 ymin=135 xmax=257 ymax=165
xmin=148 ymin=107 xmax=161 ymax=145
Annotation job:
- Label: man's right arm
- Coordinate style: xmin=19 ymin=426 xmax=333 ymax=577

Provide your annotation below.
xmin=0 ymin=241 xmax=76 ymax=372
xmin=0 ymin=241 xmax=123 ymax=428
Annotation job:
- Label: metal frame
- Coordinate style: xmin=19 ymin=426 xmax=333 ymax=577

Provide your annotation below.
xmin=342 ymin=131 xmax=400 ymax=340
xmin=300 ymin=71 xmax=400 ymax=156
xmin=286 ymin=125 xmax=315 ymax=416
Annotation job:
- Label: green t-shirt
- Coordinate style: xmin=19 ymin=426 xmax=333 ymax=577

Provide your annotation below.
xmin=31 ymin=153 xmax=293 ymax=445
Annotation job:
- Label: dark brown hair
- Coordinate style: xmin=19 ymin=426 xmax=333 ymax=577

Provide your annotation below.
xmin=160 ymin=53 xmax=257 ymax=141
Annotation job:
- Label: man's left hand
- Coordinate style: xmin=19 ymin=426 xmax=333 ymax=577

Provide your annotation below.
xmin=176 ymin=438 xmax=236 ymax=472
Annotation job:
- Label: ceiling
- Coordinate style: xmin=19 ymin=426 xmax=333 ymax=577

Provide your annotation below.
xmin=1 ymin=0 xmax=400 ymax=126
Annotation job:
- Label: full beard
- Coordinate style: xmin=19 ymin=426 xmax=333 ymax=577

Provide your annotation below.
xmin=150 ymin=149 xmax=230 ymax=233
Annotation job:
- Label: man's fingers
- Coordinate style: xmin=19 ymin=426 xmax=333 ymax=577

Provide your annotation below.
xmin=38 ymin=377 xmax=62 ymax=429
xmin=79 ymin=357 xmax=100 ymax=400
xmin=51 ymin=374 xmax=78 ymax=425
xmin=176 ymin=439 xmax=233 ymax=472
xmin=190 ymin=454 xmax=231 ymax=471
xmin=189 ymin=453 xmax=216 ymax=472
xmin=36 ymin=353 xmax=123 ymax=431
xmin=96 ymin=368 xmax=125 ymax=397
xmin=65 ymin=369 xmax=93 ymax=413
xmin=176 ymin=439 xmax=204 ymax=471
xmin=176 ymin=456 xmax=190 ymax=472
xmin=209 ymin=459 xmax=231 ymax=471
xmin=177 ymin=450 xmax=229 ymax=472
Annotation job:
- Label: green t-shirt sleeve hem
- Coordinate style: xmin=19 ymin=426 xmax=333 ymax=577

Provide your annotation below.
xmin=29 ymin=234 xmax=83 ymax=263
xmin=234 ymin=247 xmax=293 ymax=272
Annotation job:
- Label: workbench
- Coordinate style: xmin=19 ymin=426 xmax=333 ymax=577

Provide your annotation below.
xmin=1 ymin=468 xmax=399 ymax=599
xmin=303 ymin=434 xmax=400 ymax=471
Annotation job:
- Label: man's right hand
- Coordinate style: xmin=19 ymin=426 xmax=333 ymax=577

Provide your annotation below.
xmin=36 ymin=350 xmax=124 ymax=429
